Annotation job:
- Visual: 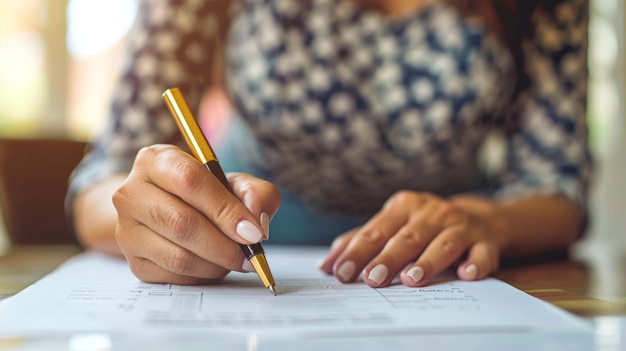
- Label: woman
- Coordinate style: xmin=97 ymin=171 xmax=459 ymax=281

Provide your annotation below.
xmin=67 ymin=0 xmax=592 ymax=288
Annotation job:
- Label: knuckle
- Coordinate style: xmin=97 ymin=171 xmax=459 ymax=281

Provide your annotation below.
xmin=212 ymin=198 xmax=241 ymax=228
xmin=358 ymin=228 xmax=387 ymax=246
xmin=390 ymin=190 xmax=419 ymax=205
xmin=451 ymin=209 xmax=468 ymax=226
xmin=112 ymin=179 xmax=138 ymax=212
xmin=395 ymin=228 xmax=424 ymax=247
xmin=439 ymin=230 xmax=462 ymax=253
xmin=134 ymin=145 xmax=181 ymax=181
xmin=439 ymin=239 xmax=456 ymax=253
xmin=437 ymin=202 xmax=467 ymax=225
xmin=142 ymin=143 xmax=172 ymax=155
xmin=155 ymin=206 xmax=199 ymax=243
xmin=438 ymin=228 xmax=466 ymax=253
xmin=384 ymin=191 xmax=408 ymax=210
xmin=164 ymin=247 xmax=195 ymax=274
xmin=111 ymin=186 xmax=128 ymax=209
xmin=239 ymin=178 xmax=281 ymax=204
xmin=136 ymin=144 xmax=172 ymax=165
xmin=438 ymin=202 xmax=458 ymax=217
xmin=135 ymin=145 xmax=155 ymax=161
xmin=171 ymin=158 xmax=204 ymax=195
xmin=386 ymin=190 xmax=435 ymax=210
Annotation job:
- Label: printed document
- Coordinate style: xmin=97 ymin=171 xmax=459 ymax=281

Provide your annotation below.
xmin=0 ymin=246 xmax=593 ymax=350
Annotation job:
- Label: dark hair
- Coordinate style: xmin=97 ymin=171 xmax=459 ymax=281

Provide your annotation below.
xmin=496 ymin=0 xmax=566 ymax=97
xmin=450 ymin=0 xmax=567 ymax=99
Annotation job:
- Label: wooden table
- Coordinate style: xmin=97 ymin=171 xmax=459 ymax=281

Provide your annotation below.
xmin=0 ymin=245 xmax=82 ymax=300
xmin=494 ymin=255 xmax=626 ymax=317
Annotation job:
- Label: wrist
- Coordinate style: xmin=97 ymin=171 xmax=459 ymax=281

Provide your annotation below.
xmin=74 ymin=175 xmax=126 ymax=256
xmin=450 ymin=195 xmax=510 ymax=252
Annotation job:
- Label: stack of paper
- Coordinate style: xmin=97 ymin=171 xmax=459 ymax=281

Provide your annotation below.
xmin=0 ymin=246 xmax=593 ymax=351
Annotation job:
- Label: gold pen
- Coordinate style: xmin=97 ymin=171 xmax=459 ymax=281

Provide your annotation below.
xmin=162 ymin=87 xmax=276 ymax=296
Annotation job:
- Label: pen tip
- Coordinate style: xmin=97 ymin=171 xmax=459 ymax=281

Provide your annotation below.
xmin=269 ymin=285 xmax=277 ymax=296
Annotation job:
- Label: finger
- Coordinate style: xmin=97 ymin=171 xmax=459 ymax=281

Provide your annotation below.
xmin=331 ymin=192 xmax=446 ymax=284
xmin=229 ymin=172 xmax=281 ymax=240
xmin=317 ymin=228 xmax=359 ymax=275
xmin=116 ymin=220 xmax=234 ymax=281
xmin=332 ymin=210 xmax=407 ymax=283
xmin=129 ymin=257 xmax=225 ymax=285
xmin=362 ymin=220 xmax=439 ymax=287
xmin=135 ymin=145 xmax=266 ymax=244
xmin=400 ymin=225 xmax=471 ymax=287
xmin=114 ymin=175 xmax=246 ymax=272
xmin=456 ymin=241 xmax=500 ymax=281
xmin=355 ymin=193 xmax=446 ymax=287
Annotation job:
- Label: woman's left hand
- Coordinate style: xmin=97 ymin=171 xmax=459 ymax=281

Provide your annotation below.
xmin=318 ymin=191 xmax=507 ymax=288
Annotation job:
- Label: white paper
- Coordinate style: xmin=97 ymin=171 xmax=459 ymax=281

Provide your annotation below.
xmin=0 ymin=246 xmax=593 ymax=350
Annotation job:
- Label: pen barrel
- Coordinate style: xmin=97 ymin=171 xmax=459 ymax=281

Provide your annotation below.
xmin=204 ymin=160 xmax=265 ymax=260
xmin=241 ymin=242 xmax=265 ymax=260
xmin=204 ymin=160 xmax=230 ymax=191
xmin=248 ymin=252 xmax=275 ymax=289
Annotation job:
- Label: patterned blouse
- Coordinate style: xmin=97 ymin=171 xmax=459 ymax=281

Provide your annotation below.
xmin=67 ymin=0 xmax=592 ymax=244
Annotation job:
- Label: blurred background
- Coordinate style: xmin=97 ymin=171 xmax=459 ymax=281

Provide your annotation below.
xmin=0 ymin=0 xmax=624 ymax=259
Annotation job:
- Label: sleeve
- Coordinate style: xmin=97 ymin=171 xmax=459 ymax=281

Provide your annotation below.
xmin=494 ymin=0 xmax=592 ymax=214
xmin=65 ymin=0 xmax=231 ymax=231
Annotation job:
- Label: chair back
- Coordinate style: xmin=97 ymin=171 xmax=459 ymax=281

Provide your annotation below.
xmin=0 ymin=138 xmax=86 ymax=245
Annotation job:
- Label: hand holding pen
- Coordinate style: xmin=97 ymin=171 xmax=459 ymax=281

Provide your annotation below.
xmin=110 ymin=88 xmax=280 ymax=291
xmin=163 ymin=87 xmax=276 ymax=294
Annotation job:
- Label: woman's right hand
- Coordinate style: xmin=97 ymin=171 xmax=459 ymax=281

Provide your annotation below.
xmin=112 ymin=144 xmax=281 ymax=285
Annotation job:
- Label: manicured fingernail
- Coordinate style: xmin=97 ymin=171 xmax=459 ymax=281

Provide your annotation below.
xmin=316 ymin=258 xmax=326 ymax=269
xmin=242 ymin=259 xmax=255 ymax=272
xmin=407 ymin=266 xmax=424 ymax=283
xmin=336 ymin=261 xmax=356 ymax=282
xmin=465 ymin=264 xmax=477 ymax=279
xmin=260 ymin=212 xmax=270 ymax=241
xmin=368 ymin=264 xmax=388 ymax=285
xmin=236 ymin=220 xmax=264 ymax=243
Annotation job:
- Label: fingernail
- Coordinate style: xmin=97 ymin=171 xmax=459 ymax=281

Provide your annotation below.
xmin=242 ymin=259 xmax=255 ymax=272
xmin=368 ymin=264 xmax=388 ymax=285
xmin=316 ymin=258 xmax=326 ymax=269
xmin=336 ymin=261 xmax=356 ymax=282
xmin=236 ymin=220 xmax=264 ymax=243
xmin=407 ymin=266 xmax=424 ymax=283
xmin=465 ymin=264 xmax=477 ymax=279
xmin=330 ymin=239 xmax=342 ymax=250
xmin=260 ymin=212 xmax=270 ymax=241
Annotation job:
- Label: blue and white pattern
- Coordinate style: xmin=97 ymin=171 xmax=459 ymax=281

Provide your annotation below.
xmin=67 ymin=0 xmax=592 ymax=241
xmin=224 ymin=0 xmax=590 ymax=217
